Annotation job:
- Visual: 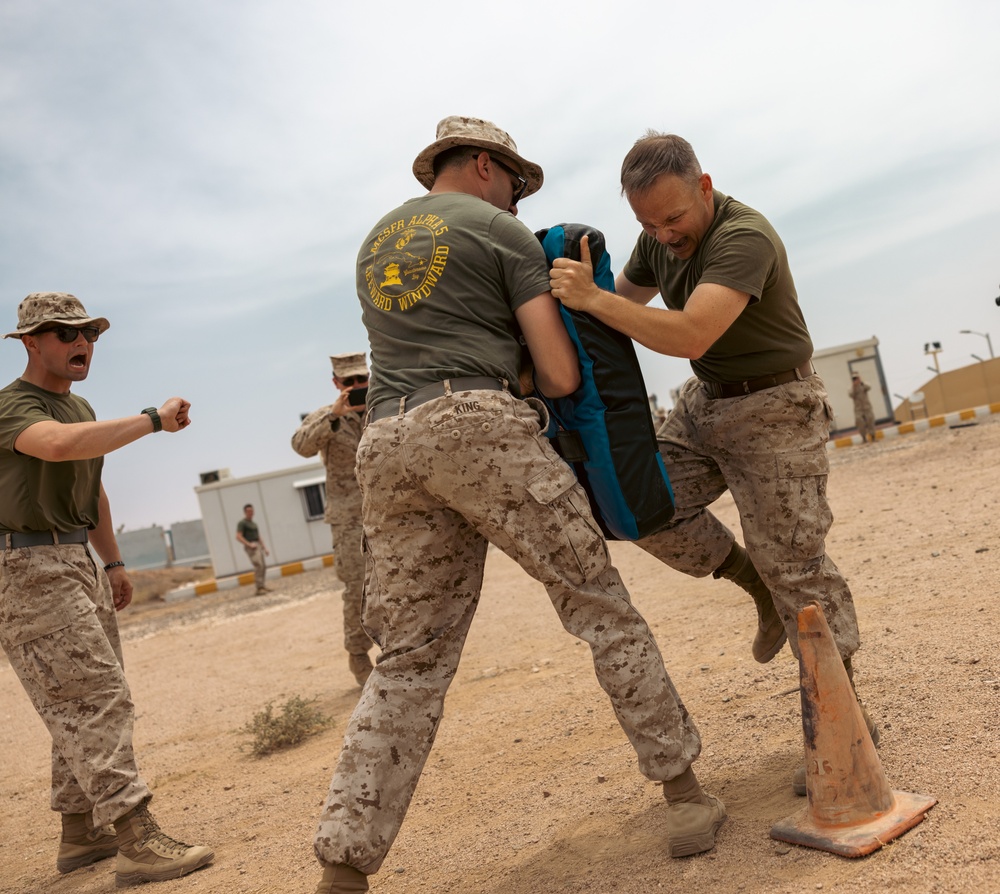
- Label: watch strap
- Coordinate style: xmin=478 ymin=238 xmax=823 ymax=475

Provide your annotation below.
xmin=141 ymin=407 xmax=162 ymax=433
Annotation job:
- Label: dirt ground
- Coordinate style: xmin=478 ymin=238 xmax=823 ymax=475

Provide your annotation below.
xmin=2 ymin=416 xmax=998 ymax=894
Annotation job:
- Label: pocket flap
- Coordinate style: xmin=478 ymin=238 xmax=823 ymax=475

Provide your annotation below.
xmin=525 ymin=460 xmax=578 ymax=504
xmin=776 ymin=452 xmax=828 ymax=478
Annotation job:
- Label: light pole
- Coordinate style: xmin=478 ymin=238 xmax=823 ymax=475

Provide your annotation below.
xmin=959 ymin=329 xmax=994 ymax=359
xmin=924 ymin=341 xmax=942 ymax=372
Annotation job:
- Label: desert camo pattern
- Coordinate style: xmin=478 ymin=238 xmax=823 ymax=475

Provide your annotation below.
xmin=329 ymin=516 xmax=367 ymax=654
xmin=314 ymin=389 xmax=701 ymax=872
xmin=292 ymin=409 xmax=368 ymax=654
xmin=244 ymin=542 xmax=267 ymax=590
xmin=850 ymin=379 xmax=877 ymax=441
xmin=639 ymin=375 xmax=861 ymax=659
xmin=0 ymin=544 xmax=151 ymax=826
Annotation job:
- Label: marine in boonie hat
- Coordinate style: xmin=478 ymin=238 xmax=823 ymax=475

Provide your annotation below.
xmin=4 ymin=292 xmax=111 ymax=339
xmin=412 ymin=116 xmax=543 ymax=199
xmin=330 ymin=352 xmax=368 ymax=379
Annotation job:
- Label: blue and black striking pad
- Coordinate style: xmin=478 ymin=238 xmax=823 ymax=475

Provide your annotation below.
xmin=534 ymin=223 xmax=675 ymax=540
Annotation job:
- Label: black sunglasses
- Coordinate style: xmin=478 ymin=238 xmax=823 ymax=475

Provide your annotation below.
xmin=340 ymin=374 xmax=369 ymax=387
xmin=35 ymin=325 xmax=101 ymax=344
xmin=490 ymin=155 xmax=528 ymax=205
xmin=489 ymin=156 xmax=528 ymax=206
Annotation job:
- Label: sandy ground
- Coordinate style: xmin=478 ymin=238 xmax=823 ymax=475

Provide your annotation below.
xmin=1 ymin=416 xmax=999 ymax=894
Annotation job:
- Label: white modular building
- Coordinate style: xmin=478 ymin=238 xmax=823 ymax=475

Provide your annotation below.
xmin=811 ymin=336 xmax=893 ymax=435
xmin=195 ymin=463 xmax=333 ymax=578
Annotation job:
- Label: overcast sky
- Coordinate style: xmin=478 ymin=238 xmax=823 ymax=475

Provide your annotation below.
xmin=2 ymin=0 xmax=998 ymax=532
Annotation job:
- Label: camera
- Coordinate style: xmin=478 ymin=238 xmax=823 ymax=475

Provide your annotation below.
xmin=347 ymin=386 xmax=368 ymax=407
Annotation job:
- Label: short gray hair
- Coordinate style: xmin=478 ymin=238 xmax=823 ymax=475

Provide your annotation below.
xmin=620 ymin=131 xmax=702 ymax=197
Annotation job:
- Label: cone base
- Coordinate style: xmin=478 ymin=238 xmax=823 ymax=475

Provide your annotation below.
xmin=770 ymin=790 xmax=937 ymax=857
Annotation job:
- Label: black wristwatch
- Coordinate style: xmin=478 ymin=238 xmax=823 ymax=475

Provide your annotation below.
xmin=141 ymin=407 xmax=162 ymax=433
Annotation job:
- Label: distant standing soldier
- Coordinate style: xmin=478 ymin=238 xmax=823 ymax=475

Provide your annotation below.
xmin=850 ymin=373 xmax=877 ymax=443
xmin=0 ymin=291 xmax=213 ymax=885
xmin=235 ymin=503 xmax=271 ymax=594
xmin=291 ymin=352 xmax=374 ymax=686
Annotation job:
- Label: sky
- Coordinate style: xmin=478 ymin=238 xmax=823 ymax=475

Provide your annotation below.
xmin=1 ymin=0 xmax=998 ymax=532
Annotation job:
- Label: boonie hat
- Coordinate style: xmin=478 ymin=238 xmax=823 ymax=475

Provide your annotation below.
xmin=5 ymin=292 xmax=110 ymax=339
xmin=330 ymin=352 xmax=368 ymax=378
xmin=412 ymin=116 xmax=543 ymax=198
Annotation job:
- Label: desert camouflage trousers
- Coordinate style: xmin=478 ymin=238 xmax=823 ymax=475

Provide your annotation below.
xmin=854 ymin=404 xmax=876 ymax=441
xmin=244 ymin=542 xmax=267 ymax=590
xmin=639 ymin=376 xmax=860 ymax=660
xmin=314 ymin=388 xmax=700 ymax=874
xmin=330 ymin=519 xmax=370 ymax=656
xmin=0 ymin=544 xmax=152 ymax=826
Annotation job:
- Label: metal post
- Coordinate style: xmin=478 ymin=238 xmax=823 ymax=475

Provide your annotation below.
xmin=924 ymin=342 xmax=942 ymax=372
xmin=959 ymin=329 xmax=994 ymax=359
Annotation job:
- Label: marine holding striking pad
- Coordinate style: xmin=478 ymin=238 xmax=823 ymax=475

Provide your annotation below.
xmin=535 ymin=223 xmax=675 ymax=540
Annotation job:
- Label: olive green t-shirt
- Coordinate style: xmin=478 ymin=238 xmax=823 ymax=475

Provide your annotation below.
xmin=622 ymin=190 xmax=813 ymax=382
xmin=0 ymin=379 xmax=102 ymax=532
xmin=356 ymin=192 xmax=551 ymax=406
xmin=237 ymin=518 xmax=260 ymax=542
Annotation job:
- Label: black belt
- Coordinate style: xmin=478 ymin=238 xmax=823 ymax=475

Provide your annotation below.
xmin=369 ymin=377 xmax=506 ymax=423
xmin=2 ymin=529 xmax=89 ymax=548
xmin=701 ymin=362 xmax=815 ymax=399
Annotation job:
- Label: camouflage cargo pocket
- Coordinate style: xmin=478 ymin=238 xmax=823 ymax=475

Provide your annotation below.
xmin=15 ymin=622 xmax=124 ymax=706
xmin=522 ymin=459 xmax=610 ymax=588
xmin=771 ymin=452 xmax=833 ymax=555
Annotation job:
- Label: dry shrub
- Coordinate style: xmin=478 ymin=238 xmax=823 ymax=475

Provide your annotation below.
xmin=241 ymin=696 xmax=331 ymax=757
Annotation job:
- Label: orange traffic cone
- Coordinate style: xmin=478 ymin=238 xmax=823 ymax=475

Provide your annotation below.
xmin=770 ymin=603 xmax=936 ymax=857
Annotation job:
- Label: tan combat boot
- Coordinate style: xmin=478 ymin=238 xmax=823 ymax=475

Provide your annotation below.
xmin=713 ymin=542 xmax=787 ymax=663
xmin=661 ymin=767 xmax=727 ymax=857
xmin=792 ymin=657 xmax=880 ymax=795
xmin=347 ymin=652 xmax=374 ymax=686
xmin=57 ymin=812 xmax=119 ymax=873
xmin=316 ymin=862 xmax=369 ymax=893
xmin=113 ymin=802 xmax=214 ymax=886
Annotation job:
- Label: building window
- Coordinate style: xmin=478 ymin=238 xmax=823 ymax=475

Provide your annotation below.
xmin=293 ymin=473 xmax=327 ymax=522
xmin=301 ymin=483 xmax=325 ymax=520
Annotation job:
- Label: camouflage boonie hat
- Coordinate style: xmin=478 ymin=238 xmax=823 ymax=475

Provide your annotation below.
xmin=412 ymin=115 xmax=543 ymax=198
xmin=330 ymin=352 xmax=368 ymax=378
xmin=5 ymin=292 xmax=110 ymax=339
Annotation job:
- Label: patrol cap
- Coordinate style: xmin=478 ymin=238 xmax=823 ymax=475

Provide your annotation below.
xmin=412 ymin=115 xmax=543 ymax=198
xmin=330 ymin=352 xmax=368 ymax=378
xmin=5 ymin=292 xmax=110 ymax=339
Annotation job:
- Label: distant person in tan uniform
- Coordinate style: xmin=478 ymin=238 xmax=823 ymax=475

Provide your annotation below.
xmin=292 ymin=353 xmax=373 ymax=685
xmin=0 ymin=292 xmax=213 ymax=885
xmin=236 ymin=503 xmax=271 ymax=594
xmin=850 ymin=373 xmax=877 ymax=442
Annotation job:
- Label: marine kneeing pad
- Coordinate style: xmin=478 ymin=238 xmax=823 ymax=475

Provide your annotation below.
xmin=534 ymin=223 xmax=675 ymax=540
